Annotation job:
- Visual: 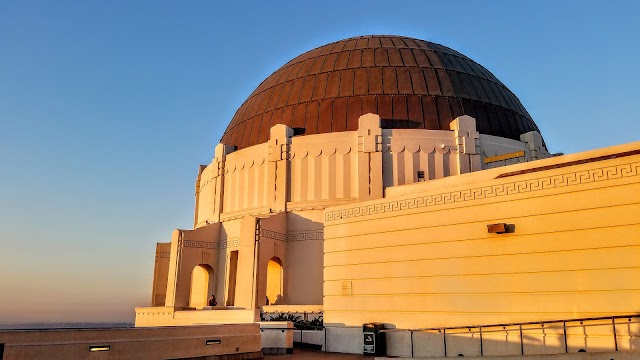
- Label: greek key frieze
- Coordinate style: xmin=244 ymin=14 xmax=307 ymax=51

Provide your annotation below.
xmin=325 ymin=160 xmax=640 ymax=222
xmin=287 ymin=230 xmax=324 ymax=241
xmin=180 ymin=238 xmax=240 ymax=250
xmin=260 ymin=229 xmax=286 ymax=241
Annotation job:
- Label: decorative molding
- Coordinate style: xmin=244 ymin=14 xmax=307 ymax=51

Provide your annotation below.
xmin=326 ymin=160 xmax=640 ymax=222
xmin=157 ymin=251 xmax=170 ymax=258
xmin=220 ymin=206 xmax=270 ymax=221
xmin=287 ymin=230 xmax=324 ymax=242
xmin=179 ymin=238 xmax=240 ymax=250
xmin=260 ymin=229 xmax=286 ymax=241
xmin=287 ymin=198 xmax=358 ymax=211
xmin=257 ymin=229 xmax=324 ymax=241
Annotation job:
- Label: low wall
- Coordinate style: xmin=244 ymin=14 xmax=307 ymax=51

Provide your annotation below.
xmin=324 ymin=316 xmax=640 ymax=357
xmin=0 ymin=324 xmax=261 ymax=360
xmin=259 ymin=321 xmax=293 ymax=355
xmin=135 ymin=306 xmax=260 ymax=327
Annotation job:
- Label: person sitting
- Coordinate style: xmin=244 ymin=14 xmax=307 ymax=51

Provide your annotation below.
xmin=208 ymin=294 xmax=217 ymax=306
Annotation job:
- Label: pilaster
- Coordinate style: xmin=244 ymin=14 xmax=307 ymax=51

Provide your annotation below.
xmin=357 ymin=113 xmax=383 ymax=201
xmin=267 ymin=124 xmax=293 ymax=213
xmin=450 ymin=115 xmax=481 ymax=174
xmin=520 ymin=131 xmax=548 ymax=160
xmin=211 ymin=143 xmax=235 ymax=222
xmin=164 ymin=229 xmax=187 ymax=308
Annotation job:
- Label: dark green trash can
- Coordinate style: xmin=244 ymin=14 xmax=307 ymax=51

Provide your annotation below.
xmin=363 ymin=322 xmax=385 ymax=356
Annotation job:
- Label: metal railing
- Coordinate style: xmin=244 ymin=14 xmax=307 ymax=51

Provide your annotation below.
xmin=379 ymin=314 xmax=640 ymax=357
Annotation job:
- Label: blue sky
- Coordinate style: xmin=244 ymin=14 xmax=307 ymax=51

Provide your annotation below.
xmin=1 ymin=1 xmax=639 ymax=323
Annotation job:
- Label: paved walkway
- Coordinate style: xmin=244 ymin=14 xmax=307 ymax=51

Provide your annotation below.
xmin=264 ymin=349 xmax=368 ymax=359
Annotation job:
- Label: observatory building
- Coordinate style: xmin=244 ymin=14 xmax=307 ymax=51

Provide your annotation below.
xmin=134 ymin=35 xmax=640 ymax=356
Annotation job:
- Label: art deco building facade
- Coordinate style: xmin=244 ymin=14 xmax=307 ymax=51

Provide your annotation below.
xmin=135 ymin=35 xmax=640 ymax=355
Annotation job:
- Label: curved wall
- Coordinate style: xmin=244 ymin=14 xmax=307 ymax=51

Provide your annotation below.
xmin=195 ymin=114 xmax=549 ymax=226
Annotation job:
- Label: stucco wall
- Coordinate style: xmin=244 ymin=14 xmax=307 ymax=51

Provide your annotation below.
xmin=195 ymin=116 xmax=548 ymax=223
xmin=323 ymin=142 xmax=640 ymax=329
xmin=222 ymin=143 xmax=269 ymax=215
xmin=151 ymin=242 xmax=171 ymax=306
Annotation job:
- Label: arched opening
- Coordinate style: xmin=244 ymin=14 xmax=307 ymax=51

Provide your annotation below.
xmin=189 ymin=264 xmax=214 ymax=309
xmin=266 ymin=257 xmax=283 ymax=305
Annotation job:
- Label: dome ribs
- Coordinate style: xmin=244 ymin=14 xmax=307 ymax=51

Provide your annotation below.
xmin=318 ymin=100 xmax=333 ymax=133
xmin=347 ymin=49 xmax=362 ymax=69
xmin=333 ymin=97 xmax=348 ymax=132
xmin=380 ymin=37 xmax=394 ymax=48
xmin=286 ymin=78 xmax=305 ymax=105
xmin=390 ymin=37 xmax=406 ymax=48
xmin=367 ymin=68 xmax=383 ymax=95
xmin=342 ymin=38 xmax=358 ymax=51
xmin=311 ymin=72 xmax=329 ymax=100
xmin=325 ymin=71 xmax=341 ymax=98
xmin=347 ymin=97 xmax=363 ymax=131
xmin=424 ymin=50 xmax=444 ymax=68
xmin=221 ymin=35 xmax=540 ymax=149
xmin=423 ymin=68 xmax=441 ymax=96
xmin=305 ymin=101 xmax=319 ymax=135
xmin=374 ymin=48 xmax=389 ymax=67
xmin=382 ymin=68 xmax=398 ymax=95
xmin=412 ymin=49 xmax=432 ymax=67
xmin=409 ymin=67 xmax=427 ymax=94
xmin=387 ymin=48 xmax=404 ymax=66
xmin=421 ymin=96 xmax=439 ymax=130
xmin=435 ymin=96 xmax=451 ymax=129
xmin=334 ymin=51 xmax=350 ymax=70
xmin=399 ymin=49 xmax=417 ymax=66
xmin=397 ymin=68 xmax=413 ymax=95
xmin=248 ymin=113 xmax=265 ymax=146
xmin=361 ymin=48 xmax=375 ymax=67
xmin=377 ymin=96 xmax=393 ymax=119
xmin=298 ymin=76 xmax=315 ymax=103
xmin=407 ymin=95 xmax=424 ymax=128
xmin=368 ymin=36 xmax=381 ymax=48
xmin=392 ymin=95 xmax=409 ymax=122
xmin=362 ymin=95 xmax=377 ymax=115
xmin=282 ymin=105 xmax=295 ymax=129
xmin=257 ymin=111 xmax=273 ymax=144
xmin=307 ymin=57 xmax=325 ymax=76
xmin=354 ymin=68 xmax=368 ymax=96
xmin=355 ymin=37 xmax=368 ymax=49
xmin=321 ymin=53 xmax=339 ymax=73
xmin=449 ymin=97 xmax=464 ymax=120
xmin=435 ymin=69 xmax=455 ymax=97
xmin=339 ymin=69 xmax=355 ymax=97
xmin=292 ymin=103 xmax=307 ymax=130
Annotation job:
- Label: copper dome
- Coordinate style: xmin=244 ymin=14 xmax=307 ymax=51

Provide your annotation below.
xmin=221 ymin=35 xmax=540 ymax=149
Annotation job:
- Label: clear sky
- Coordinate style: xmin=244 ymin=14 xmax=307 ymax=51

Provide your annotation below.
xmin=1 ymin=1 xmax=639 ymax=323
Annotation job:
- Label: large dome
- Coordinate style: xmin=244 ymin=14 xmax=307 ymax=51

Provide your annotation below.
xmin=221 ymin=35 xmax=540 ymax=149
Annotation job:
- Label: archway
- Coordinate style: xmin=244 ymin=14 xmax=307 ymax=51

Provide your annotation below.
xmin=189 ymin=264 xmax=214 ymax=309
xmin=266 ymin=257 xmax=283 ymax=305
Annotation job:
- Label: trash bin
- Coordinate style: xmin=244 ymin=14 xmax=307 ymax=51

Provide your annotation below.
xmin=363 ymin=322 xmax=385 ymax=356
